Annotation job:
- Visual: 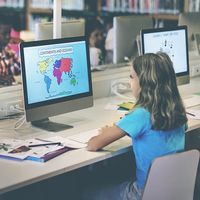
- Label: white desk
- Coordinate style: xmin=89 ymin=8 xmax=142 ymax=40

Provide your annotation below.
xmin=0 ymin=95 xmax=132 ymax=194
xmin=0 ymin=76 xmax=200 ymax=195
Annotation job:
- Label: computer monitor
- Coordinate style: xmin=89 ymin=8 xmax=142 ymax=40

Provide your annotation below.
xmin=20 ymin=36 xmax=93 ymax=132
xmin=141 ymin=25 xmax=189 ymax=85
xmin=35 ymin=19 xmax=85 ymax=40
xmin=178 ymin=12 xmax=200 ymax=51
xmin=113 ymin=15 xmax=153 ymax=64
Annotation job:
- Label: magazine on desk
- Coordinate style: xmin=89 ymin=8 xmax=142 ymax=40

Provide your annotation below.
xmin=0 ymin=136 xmax=87 ymax=162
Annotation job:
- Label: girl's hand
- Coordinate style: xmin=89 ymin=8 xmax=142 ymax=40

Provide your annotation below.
xmin=87 ymin=124 xmax=126 ymax=151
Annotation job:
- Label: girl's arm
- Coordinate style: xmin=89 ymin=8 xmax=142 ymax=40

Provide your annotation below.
xmin=87 ymin=125 xmax=126 ymax=151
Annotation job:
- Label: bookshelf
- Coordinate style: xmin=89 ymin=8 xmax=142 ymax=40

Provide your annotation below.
xmin=98 ymin=0 xmax=184 ymax=27
xmin=1 ymin=0 xmax=198 ymax=32
xmin=26 ymin=0 xmax=97 ymax=31
xmin=0 ymin=0 xmax=25 ymax=30
xmin=25 ymin=0 xmax=187 ymax=31
xmin=184 ymin=0 xmax=200 ymax=12
xmin=99 ymin=0 xmax=183 ymax=14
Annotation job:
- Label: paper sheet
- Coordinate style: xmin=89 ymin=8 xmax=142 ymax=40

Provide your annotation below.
xmin=67 ymin=129 xmax=99 ymax=144
xmin=46 ymin=136 xmax=87 ymax=148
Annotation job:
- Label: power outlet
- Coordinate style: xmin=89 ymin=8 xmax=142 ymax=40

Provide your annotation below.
xmin=6 ymin=100 xmax=22 ymax=115
xmin=0 ymin=100 xmax=23 ymax=117
xmin=0 ymin=85 xmax=23 ymax=117
xmin=192 ymin=65 xmax=200 ymax=77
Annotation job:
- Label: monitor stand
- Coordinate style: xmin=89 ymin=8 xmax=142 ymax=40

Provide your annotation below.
xmin=31 ymin=118 xmax=73 ymax=132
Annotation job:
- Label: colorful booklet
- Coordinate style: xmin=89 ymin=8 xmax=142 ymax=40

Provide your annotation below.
xmin=26 ymin=146 xmax=73 ymax=162
xmin=118 ymin=102 xmax=135 ymax=111
xmin=0 ymin=136 xmax=86 ymax=162
xmin=0 ymin=138 xmax=31 ymax=161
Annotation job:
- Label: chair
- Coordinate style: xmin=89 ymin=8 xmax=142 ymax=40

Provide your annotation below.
xmin=185 ymin=129 xmax=200 ymax=200
xmin=142 ymin=150 xmax=200 ymax=200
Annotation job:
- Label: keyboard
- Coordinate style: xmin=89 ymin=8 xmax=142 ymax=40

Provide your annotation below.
xmin=183 ymin=95 xmax=200 ymax=108
xmin=67 ymin=129 xmax=99 ymax=144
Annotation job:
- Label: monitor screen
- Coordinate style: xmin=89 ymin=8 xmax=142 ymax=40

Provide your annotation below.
xmin=178 ymin=12 xmax=200 ymax=51
xmin=35 ymin=19 xmax=85 ymax=40
xmin=20 ymin=36 xmax=93 ymax=132
xmin=113 ymin=15 xmax=153 ymax=64
xmin=141 ymin=26 xmax=189 ymax=85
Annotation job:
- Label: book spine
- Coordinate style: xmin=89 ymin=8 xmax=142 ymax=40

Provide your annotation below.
xmin=26 ymin=147 xmax=72 ymax=162
xmin=0 ymin=155 xmax=24 ymax=161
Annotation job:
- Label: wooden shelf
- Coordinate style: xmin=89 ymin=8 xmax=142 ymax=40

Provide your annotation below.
xmin=28 ymin=8 xmax=52 ymax=15
xmin=152 ymin=14 xmax=179 ymax=21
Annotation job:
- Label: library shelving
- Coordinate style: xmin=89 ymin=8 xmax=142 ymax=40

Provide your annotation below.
xmin=0 ymin=0 xmax=25 ymax=30
xmin=25 ymin=0 xmax=187 ymax=31
xmin=0 ymin=0 xmax=199 ymax=31
xmin=184 ymin=0 xmax=200 ymax=12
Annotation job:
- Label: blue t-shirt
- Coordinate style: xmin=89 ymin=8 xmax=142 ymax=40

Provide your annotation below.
xmin=116 ymin=107 xmax=185 ymax=189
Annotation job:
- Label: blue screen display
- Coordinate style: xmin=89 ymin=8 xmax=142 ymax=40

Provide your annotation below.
xmin=23 ymin=40 xmax=90 ymax=104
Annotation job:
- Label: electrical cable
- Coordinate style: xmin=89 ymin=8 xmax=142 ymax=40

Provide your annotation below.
xmin=110 ymin=78 xmax=135 ymax=101
xmin=14 ymin=115 xmax=26 ymax=130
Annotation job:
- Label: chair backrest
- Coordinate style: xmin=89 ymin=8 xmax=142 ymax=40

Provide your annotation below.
xmin=142 ymin=150 xmax=200 ymax=200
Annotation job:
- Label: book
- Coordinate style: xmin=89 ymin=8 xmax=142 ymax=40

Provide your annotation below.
xmin=0 ymin=138 xmax=31 ymax=161
xmin=26 ymin=146 xmax=73 ymax=162
xmin=118 ymin=102 xmax=135 ymax=111
xmin=0 ymin=136 xmax=87 ymax=162
xmin=26 ymin=136 xmax=87 ymax=162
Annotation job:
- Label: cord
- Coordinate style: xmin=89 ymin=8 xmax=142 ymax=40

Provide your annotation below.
xmin=0 ymin=114 xmax=22 ymax=120
xmin=0 ymin=115 xmax=27 ymax=130
xmin=10 ymin=105 xmax=24 ymax=113
xmin=15 ymin=106 xmax=24 ymax=112
xmin=0 ymin=105 xmax=24 ymax=121
xmin=14 ymin=115 xmax=26 ymax=130
xmin=110 ymin=78 xmax=135 ymax=101
xmin=0 ymin=115 xmax=29 ymax=131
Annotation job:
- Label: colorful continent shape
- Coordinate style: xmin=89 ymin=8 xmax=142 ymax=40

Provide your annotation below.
xmin=38 ymin=58 xmax=53 ymax=74
xmin=53 ymin=58 xmax=72 ymax=85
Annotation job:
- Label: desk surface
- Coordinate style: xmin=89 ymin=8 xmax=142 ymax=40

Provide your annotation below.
xmin=0 ymin=76 xmax=200 ymax=194
xmin=0 ymin=95 xmax=132 ymax=194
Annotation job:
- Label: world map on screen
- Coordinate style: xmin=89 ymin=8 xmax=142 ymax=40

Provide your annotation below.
xmin=23 ymin=41 xmax=89 ymax=105
xmin=38 ymin=56 xmax=77 ymax=95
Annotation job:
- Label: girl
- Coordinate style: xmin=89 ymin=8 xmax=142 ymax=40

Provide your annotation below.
xmin=86 ymin=52 xmax=187 ymax=200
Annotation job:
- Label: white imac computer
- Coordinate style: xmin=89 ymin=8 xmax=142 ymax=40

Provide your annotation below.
xmin=35 ymin=19 xmax=85 ymax=40
xmin=141 ymin=26 xmax=189 ymax=85
xmin=178 ymin=12 xmax=200 ymax=52
xmin=113 ymin=15 xmax=153 ymax=64
xmin=20 ymin=36 xmax=93 ymax=132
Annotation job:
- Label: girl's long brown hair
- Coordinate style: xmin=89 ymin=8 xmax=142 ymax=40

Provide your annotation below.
xmin=133 ymin=52 xmax=187 ymax=130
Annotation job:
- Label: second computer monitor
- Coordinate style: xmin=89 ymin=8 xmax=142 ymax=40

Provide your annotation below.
xmin=35 ymin=19 xmax=85 ymax=40
xmin=141 ymin=26 xmax=189 ymax=85
xmin=113 ymin=15 xmax=153 ymax=64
